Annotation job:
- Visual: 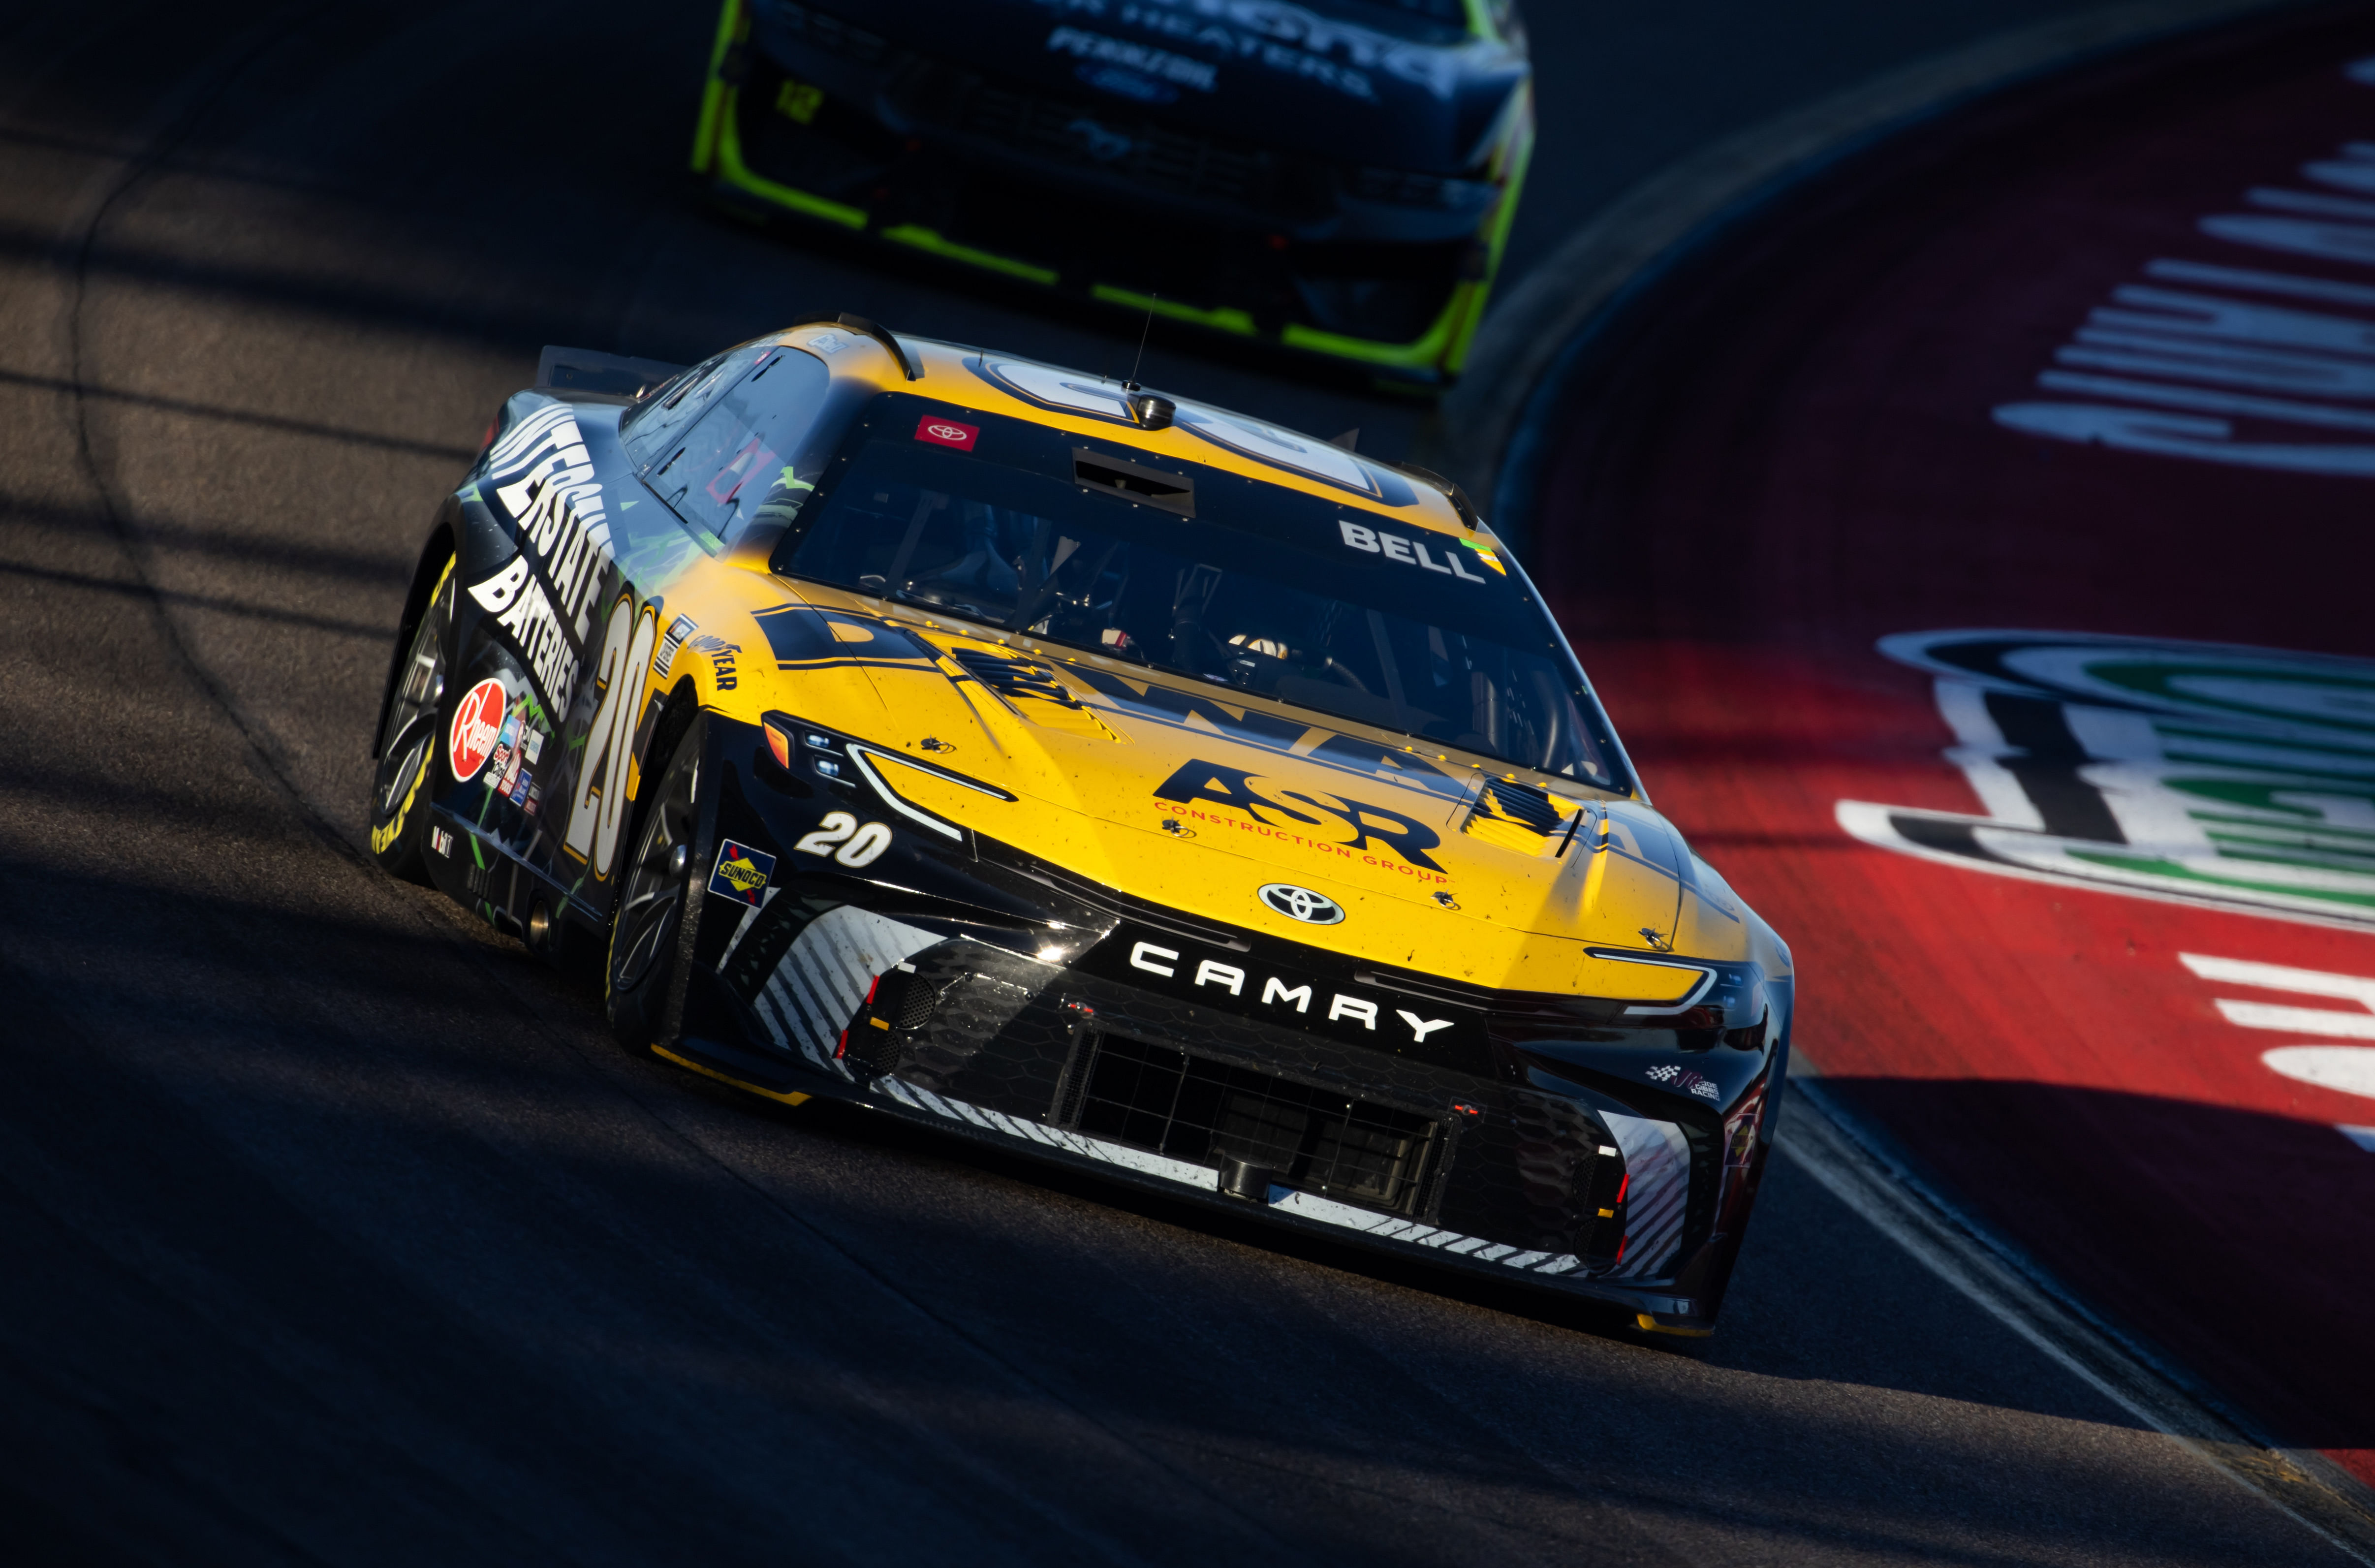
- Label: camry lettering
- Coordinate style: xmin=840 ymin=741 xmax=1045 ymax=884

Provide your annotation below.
xmin=1339 ymin=519 xmax=1486 ymax=582
xmin=1397 ymin=1010 xmax=1453 ymax=1043
xmin=1262 ymin=976 xmax=1312 ymax=1012
xmin=1328 ymin=995 xmax=1378 ymax=1029
xmin=1118 ymin=941 xmax=1453 ymax=1042
xmin=1193 ymin=960 xmax=1245 ymax=996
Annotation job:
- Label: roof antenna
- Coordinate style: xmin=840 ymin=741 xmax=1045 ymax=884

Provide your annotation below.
xmin=1120 ymin=293 xmax=1174 ymax=431
xmin=1125 ymin=292 xmax=1156 ymax=392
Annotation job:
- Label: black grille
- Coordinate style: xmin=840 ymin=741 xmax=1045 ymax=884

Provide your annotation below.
xmin=1063 ymin=1034 xmax=1440 ymax=1215
xmin=875 ymin=967 xmax=936 ymax=1031
xmin=955 ymin=86 xmax=1273 ymax=208
xmin=760 ymin=0 xmax=891 ymax=65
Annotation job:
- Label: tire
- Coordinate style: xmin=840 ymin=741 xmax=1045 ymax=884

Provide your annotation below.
xmin=607 ymin=711 xmax=703 ymax=1053
xmin=367 ymin=562 xmax=453 ymax=882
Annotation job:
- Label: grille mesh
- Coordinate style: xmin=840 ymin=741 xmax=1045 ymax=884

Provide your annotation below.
xmin=1065 ymin=1033 xmax=1440 ymax=1215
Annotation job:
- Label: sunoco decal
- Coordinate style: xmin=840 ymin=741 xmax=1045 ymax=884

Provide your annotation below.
xmin=1838 ymin=630 xmax=2375 ymax=926
xmin=709 ymin=840 xmax=777 ymax=907
xmin=466 ymin=403 xmax=620 ymax=704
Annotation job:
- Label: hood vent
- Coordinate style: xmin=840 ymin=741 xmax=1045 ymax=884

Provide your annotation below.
xmin=1464 ymin=777 xmax=1578 ymax=854
xmin=1073 ymin=448 xmax=1195 ymax=516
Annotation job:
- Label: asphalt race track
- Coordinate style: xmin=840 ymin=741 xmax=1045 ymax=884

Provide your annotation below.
xmin=0 ymin=2 xmax=2362 ymax=1564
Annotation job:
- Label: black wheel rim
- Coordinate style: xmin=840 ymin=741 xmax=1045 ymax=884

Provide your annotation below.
xmin=372 ymin=587 xmax=448 ymax=826
xmin=613 ymin=741 xmax=698 ymax=994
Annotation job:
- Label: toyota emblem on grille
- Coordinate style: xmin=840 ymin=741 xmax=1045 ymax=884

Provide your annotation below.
xmin=1258 ymin=884 xmax=1344 ymax=925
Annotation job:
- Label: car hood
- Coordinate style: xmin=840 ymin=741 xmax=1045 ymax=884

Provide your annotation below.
xmin=781 ymin=0 xmax=1527 ymax=175
xmin=762 ymin=602 xmax=1746 ymax=999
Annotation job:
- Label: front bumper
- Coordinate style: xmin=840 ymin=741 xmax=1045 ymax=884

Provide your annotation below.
xmin=687 ymin=0 xmax=1530 ymax=383
xmin=659 ymin=718 xmax=1787 ymax=1334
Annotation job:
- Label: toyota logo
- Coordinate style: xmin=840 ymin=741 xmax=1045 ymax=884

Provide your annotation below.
xmin=1258 ymin=884 xmax=1343 ymax=925
xmin=927 ymin=423 xmax=966 ymax=439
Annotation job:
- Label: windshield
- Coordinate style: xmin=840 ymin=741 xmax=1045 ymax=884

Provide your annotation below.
xmin=771 ymin=394 xmax=1626 ymax=789
xmin=1299 ymin=0 xmax=1471 ymax=43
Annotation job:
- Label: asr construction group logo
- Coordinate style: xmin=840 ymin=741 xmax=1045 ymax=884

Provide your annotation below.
xmin=1839 ymin=630 xmax=2375 ymax=926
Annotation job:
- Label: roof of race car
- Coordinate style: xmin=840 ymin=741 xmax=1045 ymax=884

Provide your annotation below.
xmin=765 ymin=320 xmax=1503 ymax=555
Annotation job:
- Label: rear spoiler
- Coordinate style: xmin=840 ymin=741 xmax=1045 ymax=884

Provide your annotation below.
xmin=535 ymin=345 xmax=688 ymax=402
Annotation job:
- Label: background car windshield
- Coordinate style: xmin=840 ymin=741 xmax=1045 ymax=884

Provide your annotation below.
xmin=776 ymin=396 xmax=1625 ymax=788
xmin=1304 ymin=0 xmax=1472 ymax=44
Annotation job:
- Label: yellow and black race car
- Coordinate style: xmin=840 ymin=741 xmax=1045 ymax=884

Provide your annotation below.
xmin=688 ymin=0 xmax=1533 ymax=385
xmin=368 ymin=319 xmax=1792 ymax=1334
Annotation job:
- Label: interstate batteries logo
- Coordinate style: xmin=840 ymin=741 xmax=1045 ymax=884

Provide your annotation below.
xmin=1838 ymin=630 xmax=2375 ymax=926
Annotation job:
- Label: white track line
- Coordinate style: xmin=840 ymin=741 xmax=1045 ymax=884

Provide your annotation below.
xmin=1778 ymin=1076 xmax=2375 ymax=1564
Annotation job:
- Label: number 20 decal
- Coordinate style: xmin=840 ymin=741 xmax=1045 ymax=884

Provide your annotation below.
xmin=795 ymin=812 xmax=893 ymax=868
xmin=564 ymin=597 xmax=659 ymax=880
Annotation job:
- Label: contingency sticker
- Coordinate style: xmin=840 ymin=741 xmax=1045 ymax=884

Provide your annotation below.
xmin=448 ymin=678 xmax=508 ymax=783
xmin=915 ymin=415 xmax=979 ymax=450
xmin=709 ymin=840 xmax=778 ymax=907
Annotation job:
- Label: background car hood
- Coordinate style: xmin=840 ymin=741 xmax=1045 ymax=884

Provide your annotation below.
xmin=777 ymin=0 xmax=1527 ymax=175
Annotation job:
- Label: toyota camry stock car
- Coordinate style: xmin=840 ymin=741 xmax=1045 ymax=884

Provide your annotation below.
xmin=688 ymin=0 xmax=1532 ymax=385
xmin=368 ymin=319 xmax=1793 ymax=1334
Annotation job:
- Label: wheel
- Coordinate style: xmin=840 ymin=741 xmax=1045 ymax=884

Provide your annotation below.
xmin=367 ymin=561 xmax=452 ymax=881
xmin=607 ymin=712 xmax=702 ymax=1052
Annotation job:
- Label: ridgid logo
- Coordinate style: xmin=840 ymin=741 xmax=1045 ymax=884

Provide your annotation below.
xmin=1837 ymin=630 xmax=2375 ymax=926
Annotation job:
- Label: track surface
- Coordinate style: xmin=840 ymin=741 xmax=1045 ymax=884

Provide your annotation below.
xmin=1531 ymin=0 xmax=2375 ymax=1500
xmin=0 ymin=2 xmax=2351 ymax=1563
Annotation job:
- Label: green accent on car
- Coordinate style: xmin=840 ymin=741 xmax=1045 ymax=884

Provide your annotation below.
xmin=1090 ymin=286 xmax=1257 ymax=336
xmin=879 ymin=225 xmax=1059 ymax=284
xmin=689 ymin=0 xmax=745 ymax=173
xmin=1281 ymin=288 xmax=1473 ymax=372
xmin=712 ymin=95 xmax=868 ymax=230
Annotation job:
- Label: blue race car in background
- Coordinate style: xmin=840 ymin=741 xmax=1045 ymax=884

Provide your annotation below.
xmin=690 ymin=0 xmax=1533 ymax=386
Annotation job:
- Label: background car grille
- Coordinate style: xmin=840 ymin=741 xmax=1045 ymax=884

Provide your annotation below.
xmin=955 ymin=85 xmax=1273 ymax=208
xmin=1061 ymin=1032 xmax=1440 ymax=1215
